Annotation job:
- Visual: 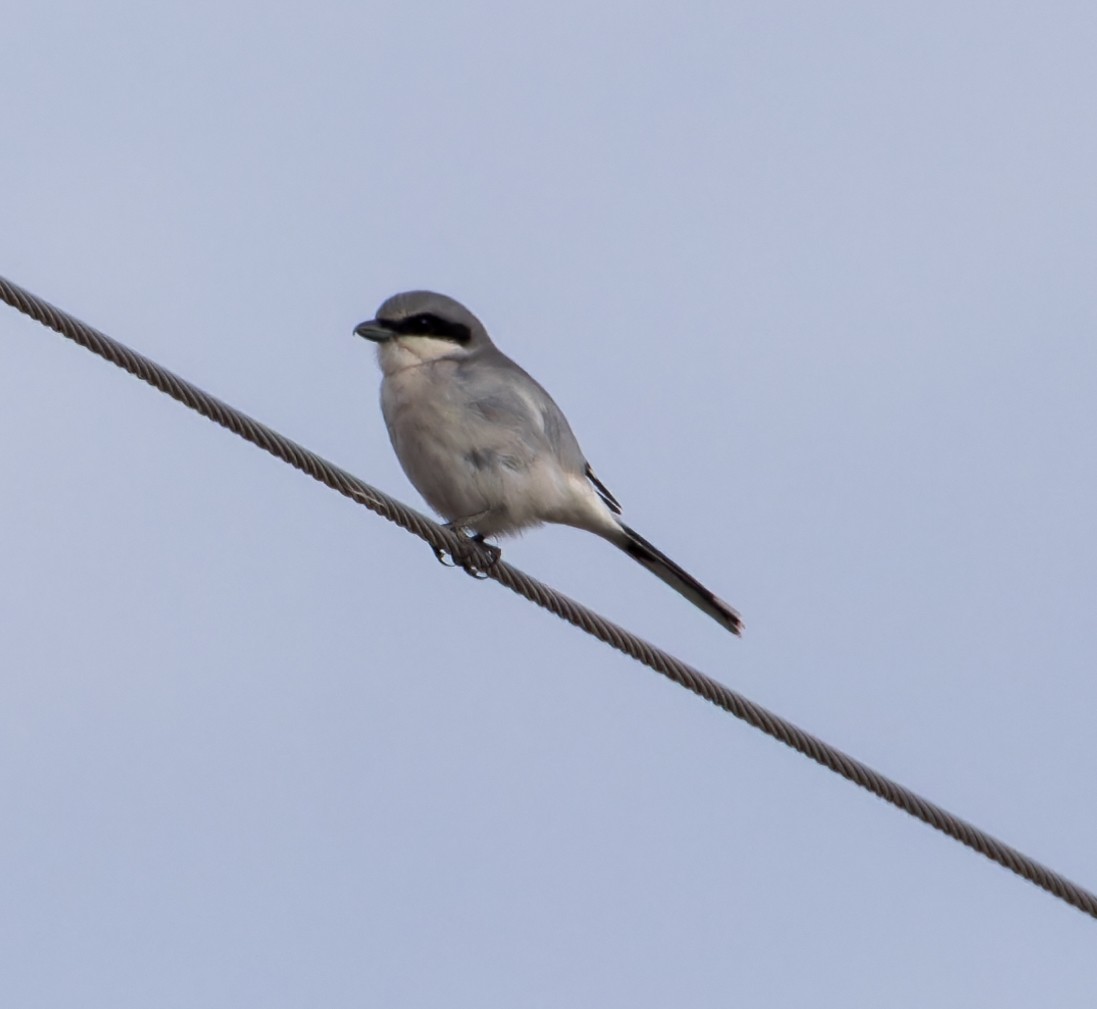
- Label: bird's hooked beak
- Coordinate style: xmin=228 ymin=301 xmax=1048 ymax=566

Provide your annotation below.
xmin=354 ymin=319 xmax=393 ymax=343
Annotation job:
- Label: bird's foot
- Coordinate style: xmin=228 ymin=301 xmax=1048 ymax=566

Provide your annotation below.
xmin=433 ymin=526 xmax=500 ymax=578
xmin=466 ymin=533 xmax=501 ymax=573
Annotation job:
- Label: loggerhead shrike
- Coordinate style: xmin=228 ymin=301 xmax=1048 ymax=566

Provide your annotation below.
xmin=354 ymin=291 xmax=743 ymax=636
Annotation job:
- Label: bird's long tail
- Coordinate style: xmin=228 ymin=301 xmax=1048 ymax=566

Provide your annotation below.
xmin=616 ymin=523 xmax=743 ymax=636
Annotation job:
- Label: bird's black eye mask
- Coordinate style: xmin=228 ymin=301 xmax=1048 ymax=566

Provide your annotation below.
xmin=383 ymin=313 xmax=471 ymax=344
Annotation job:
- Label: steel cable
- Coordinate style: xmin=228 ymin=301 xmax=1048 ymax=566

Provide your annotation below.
xmin=2 ymin=273 xmax=1094 ymax=921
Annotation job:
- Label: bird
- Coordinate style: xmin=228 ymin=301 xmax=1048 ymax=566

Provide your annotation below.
xmin=354 ymin=290 xmax=743 ymax=636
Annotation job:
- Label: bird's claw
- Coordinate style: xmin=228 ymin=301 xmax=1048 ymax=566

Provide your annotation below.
xmin=432 ymin=530 xmax=500 ymax=578
xmin=432 ymin=545 xmax=458 ymax=567
xmin=469 ymin=534 xmax=501 ymax=568
xmin=461 ymin=561 xmax=491 ymax=580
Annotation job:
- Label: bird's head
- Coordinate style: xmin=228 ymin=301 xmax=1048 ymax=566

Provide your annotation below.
xmin=354 ymin=291 xmax=491 ymax=370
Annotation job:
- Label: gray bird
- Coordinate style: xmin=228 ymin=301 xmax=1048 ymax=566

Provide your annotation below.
xmin=354 ymin=291 xmax=743 ymax=636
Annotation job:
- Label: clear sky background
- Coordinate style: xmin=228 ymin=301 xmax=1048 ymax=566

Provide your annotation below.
xmin=3 ymin=3 xmax=1095 ymax=1005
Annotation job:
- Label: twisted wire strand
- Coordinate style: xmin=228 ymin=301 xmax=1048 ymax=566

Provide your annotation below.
xmin=2 ymin=273 xmax=1094 ymax=921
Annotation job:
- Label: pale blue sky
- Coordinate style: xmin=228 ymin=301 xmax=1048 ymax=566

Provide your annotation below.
xmin=2 ymin=2 xmax=1096 ymax=1005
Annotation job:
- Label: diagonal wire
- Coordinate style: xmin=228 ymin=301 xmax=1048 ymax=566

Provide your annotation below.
xmin=2 ymin=272 xmax=1095 ymax=921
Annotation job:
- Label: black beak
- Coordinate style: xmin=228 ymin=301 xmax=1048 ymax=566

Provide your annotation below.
xmin=354 ymin=319 xmax=392 ymax=343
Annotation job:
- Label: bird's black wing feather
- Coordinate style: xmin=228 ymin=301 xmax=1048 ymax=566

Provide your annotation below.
xmin=585 ymin=464 xmax=622 ymax=515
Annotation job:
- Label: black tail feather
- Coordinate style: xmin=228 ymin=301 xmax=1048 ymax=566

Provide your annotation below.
xmin=619 ymin=523 xmax=743 ymax=636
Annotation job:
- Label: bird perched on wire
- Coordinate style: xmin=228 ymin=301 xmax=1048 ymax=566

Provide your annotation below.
xmin=354 ymin=291 xmax=743 ymax=636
